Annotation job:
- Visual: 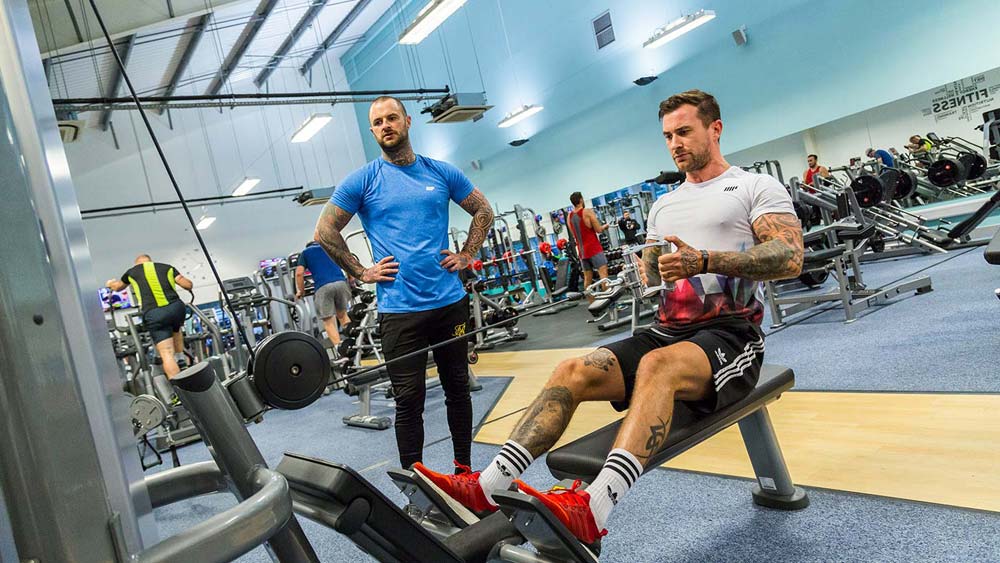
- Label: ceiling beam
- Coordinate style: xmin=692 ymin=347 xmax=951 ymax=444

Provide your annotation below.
xmin=37 ymin=0 xmax=247 ymax=57
xmin=157 ymin=13 xmax=211 ymax=113
xmin=98 ymin=34 xmax=136 ymax=131
xmin=204 ymin=0 xmax=280 ymax=96
xmin=61 ymin=0 xmax=85 ymax=43
xmin=299 ymin=0 xmax=372 ymax=76
xmin=253 ymin=0 xmax=326 ymax=88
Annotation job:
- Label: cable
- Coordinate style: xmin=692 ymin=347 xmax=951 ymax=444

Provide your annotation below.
xmin=85 ymin=0 xmax=257 ymax=363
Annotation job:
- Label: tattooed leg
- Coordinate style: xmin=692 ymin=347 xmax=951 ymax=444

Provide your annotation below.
xmin=511 ymin=349 xmax=626 ymax=457
xmin=611 ymin=342 xmax=713 ymax=466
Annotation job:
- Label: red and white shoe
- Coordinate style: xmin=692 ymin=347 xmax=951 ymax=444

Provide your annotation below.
xmin=514 ymin=479 xmax=607 ymax=547
xmin=412 ymin=461 xmax=498 ymax=525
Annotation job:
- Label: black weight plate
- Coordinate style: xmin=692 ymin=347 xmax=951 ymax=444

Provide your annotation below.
xmin=849 ymin=175 xmax=883 ymax=208
xmin=797 ymin=269 xmax=829 ymax=288
xmin=878 ymin=169 xmax=900 ymax=202
xmin=251 ymin=331 xmax=329 ymax=410
xmin=927 ymin=157 xmax=966 ymax=187
xmin=894 ymin=169 xmax=917 ymax=199
xmin=959 ymin=152 xmax=987 ymax=181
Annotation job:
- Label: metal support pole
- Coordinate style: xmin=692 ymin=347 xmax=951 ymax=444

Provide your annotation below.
xmin=172 ymin=362 xmax=320 ymax=561
xmin=737 ymin=408 xmax=809 ymax=510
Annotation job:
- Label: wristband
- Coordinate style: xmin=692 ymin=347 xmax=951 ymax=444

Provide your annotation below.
xmin=700 ymin=250 xmax=710 ymax=274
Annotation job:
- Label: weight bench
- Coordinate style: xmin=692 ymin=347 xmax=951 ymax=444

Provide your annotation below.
xmin=986 ymin=226 xmax=1000 ymax=299
xmin=486 ymin=365 xmax=809 ymax=563
xmin=985 ymin=225 xmax=1000 ymax=265
xmin=766 ymin=218 xmax=932 ymax=325
xmin=546 ymin=364 xmax=806 ymax=505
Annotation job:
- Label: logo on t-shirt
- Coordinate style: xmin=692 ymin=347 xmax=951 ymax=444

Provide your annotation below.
xmin=426 ymin=186 xmax=436 ymax=191
xmin=723 ymin=185 xmax=739 ymax=192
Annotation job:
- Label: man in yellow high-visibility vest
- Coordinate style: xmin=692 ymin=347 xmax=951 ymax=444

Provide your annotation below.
xmin=106 ymin=254 xmax=193 ymax=379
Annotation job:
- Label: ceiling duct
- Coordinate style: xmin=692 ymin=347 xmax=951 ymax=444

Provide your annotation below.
xmin=422 ymin=92 xmax=493 ymax=123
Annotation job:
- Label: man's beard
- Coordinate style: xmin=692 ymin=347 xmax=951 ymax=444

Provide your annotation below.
xmin=378 ymin=130 xmax=409 ymax=153
xmin=676 ymin=149 xmax=710 ymax=172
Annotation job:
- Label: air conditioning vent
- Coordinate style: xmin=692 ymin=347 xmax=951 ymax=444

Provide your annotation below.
xmin=58 ymin=120 xmax=86 ymax=143
xmin=593 ymin=10 xmax=614 ymax=50
xmin=422 ymin=93 xmax=493 ymax=124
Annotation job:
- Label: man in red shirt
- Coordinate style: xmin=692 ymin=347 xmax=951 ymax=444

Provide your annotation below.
xmin=802 ymin=153 xmax=829 ymax=188
xmin=566 ymin=191 xmax=609 ymax=303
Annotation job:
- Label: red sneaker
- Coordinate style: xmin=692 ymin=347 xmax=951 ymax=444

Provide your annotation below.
xmin=412 ymin=461 xmax=498 ymax=525
xmin=515 ymin=480 xmax=607 ymax=546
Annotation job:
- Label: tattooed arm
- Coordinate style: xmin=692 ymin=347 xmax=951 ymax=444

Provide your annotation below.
xmin=441 ymin=188 xmax=494 ymax=271
xmin=708 ymin=212 xmax=804 ymax=281
xmin=655 ymin=213 xmax=803 ymax=282
xmin=313 ymin=202 xmax=398 ymax=283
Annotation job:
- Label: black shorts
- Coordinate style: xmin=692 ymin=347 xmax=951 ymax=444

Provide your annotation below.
xmin=602 ymin=321 xmax=765 ymax=414
xmin=142 ymin=300 xmax=186 ymax=344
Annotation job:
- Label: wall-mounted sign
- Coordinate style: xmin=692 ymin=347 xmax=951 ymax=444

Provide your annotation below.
xmin=921 ymin=72 xmax=1000 ymax=122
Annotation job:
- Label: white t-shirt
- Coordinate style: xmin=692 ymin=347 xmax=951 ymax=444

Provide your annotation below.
xmin=645 ymin=166 xmax=795 ymax=329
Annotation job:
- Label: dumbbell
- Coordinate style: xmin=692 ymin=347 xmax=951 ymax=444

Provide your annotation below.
xmin=347 ymin=303 xmax=368 ymax=323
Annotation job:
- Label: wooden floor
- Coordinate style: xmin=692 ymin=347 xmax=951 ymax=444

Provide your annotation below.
xmin=471 ymin=348 xmax=1000 ymax=513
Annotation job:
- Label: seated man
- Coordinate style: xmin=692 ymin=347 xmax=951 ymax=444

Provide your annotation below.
xmin=866 ymin=147 xmax=895 ymax=169
xmin=905 ymin=135 xmax=934 ymax=166
xmin=414 ymin=90 xmax=804 ymax=546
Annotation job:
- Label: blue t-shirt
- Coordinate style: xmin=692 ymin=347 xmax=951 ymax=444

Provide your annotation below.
xmin=332 ymin=155 xmax=475 ymax=313
xmin=298 ymin=243 xmax=346 ymax=289
xmin=874 ymin=149 xmax=895 ymax=168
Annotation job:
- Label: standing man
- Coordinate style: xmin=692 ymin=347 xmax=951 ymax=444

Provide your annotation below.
xmin=413 ymin=90 xmax=803 ymax=550
xmin=295 ymin=240 xmax=352 ymax=347
xmin=617 ymin=210 xmax=641 ymax=246
xmin=802 ymin=153 xmax=830 ymax=187
xmin=106 ymin=254 xmax=194 ymax=379
xmin=567 ymin=192 xmax=610 ymax=302
xmin=313 ymin=96 xmax=494 ymax=470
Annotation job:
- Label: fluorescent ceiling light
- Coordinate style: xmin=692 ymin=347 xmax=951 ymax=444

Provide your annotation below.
xmin=643 ymin=9 xmax=716 ymax=49
xmin=228 ymin=69 xmax=254 ymax=83
xmin=290 ymin=113 xmax=333 ymax=143
xmin=398 ymin=0 xmax=467 ymax=45
xmin=196 ymin=216 xmax=216 ymax=230
xmin=497 ymin=104 xmax=544 ymax=129
xmin=232 ymin=177 xmax=261 ymax=197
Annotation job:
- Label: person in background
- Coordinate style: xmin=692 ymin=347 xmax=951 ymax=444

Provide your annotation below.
xmin=905 ymin=135 xmax=934 ymax=167
xmin=566 ymin=191 xmax=610 ymax=303
xmin=106 ymin=254 xmax=193 ymax=379
xmin=296 ymin=240 xmax=351 ymax=347
xmin=866 ymin=147 xmax=895 ymax=169
xmin=802 ymin=154 xmax=830 ymax=187
xmin=617 ymin=210 xmax=641 ymax=246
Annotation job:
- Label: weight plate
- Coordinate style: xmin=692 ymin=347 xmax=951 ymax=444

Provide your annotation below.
xmin=928 ymin=157 xmax=966 ymax=187
xmin=893 ymin=169 xmax=917 ymax=199
xmin=250 ymin=331 xmax=329 ymax=410
xmin=959 ymin=152 xmax=987 ymax=181
xmin=130 ymin=394 xmax=166 ymax=436
xmin=849 ymin=175 xmax=883 ymax=208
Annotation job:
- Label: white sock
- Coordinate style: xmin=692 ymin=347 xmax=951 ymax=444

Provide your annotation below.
xmin=479 ymin=440 xmax=533 ymax=506
xmin=586 ymin=449 xmax=642 ymax=530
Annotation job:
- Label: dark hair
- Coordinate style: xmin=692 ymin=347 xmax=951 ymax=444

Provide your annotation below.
xmin=807 ymin=154 xmax=818 ymax=160
xmin=569 ymin=192 xmax=583 ymax=206
xmin=658 ymin=89 xmax=721 ymax=125
xmin=371 ymin=95 xmax=407 ymax=117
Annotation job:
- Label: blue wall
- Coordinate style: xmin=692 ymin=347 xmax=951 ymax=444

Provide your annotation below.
xmin=342 ymin=0 xmax=1000 ymax=215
